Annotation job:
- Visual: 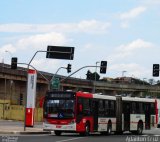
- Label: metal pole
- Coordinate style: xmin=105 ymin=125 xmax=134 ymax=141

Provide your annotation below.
xmin=93 ymin=62 xmax=100 ymax=93
xmin=18 ymin=63 xmax=50 ymax=84
xmin=121 ymin=71 xmax=127 ymax=96
xmin=60 ymin=65 xmax=101 ymax=83
xmin=24 ymin=64 xmax=29 ymax=131
xmin=3 ymin=77 xmax=7 ymax=119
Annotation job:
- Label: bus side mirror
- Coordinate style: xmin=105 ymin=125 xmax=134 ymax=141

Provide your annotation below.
xmin=78 ymin=104 xmax=83 ymax=112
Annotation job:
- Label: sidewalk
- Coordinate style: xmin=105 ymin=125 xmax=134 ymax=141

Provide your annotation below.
xmin=0 ymin=120 xmax=51 ymax=134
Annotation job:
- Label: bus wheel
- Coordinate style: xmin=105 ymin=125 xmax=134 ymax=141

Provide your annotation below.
xmin=107 ymin=123 xmax=112 ymax=135
xmin=137 ymin=123 xmax=143 ymax=135
xmin=54 ymin=131 xmax=62 ymax=136
xmin=80 ymin=123 xmax=90 ymax=136
xmin=84 ymin=123 xmax=90 ymax=136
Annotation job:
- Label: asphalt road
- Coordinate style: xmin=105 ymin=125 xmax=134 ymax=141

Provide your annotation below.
xmin=1 ymin=129 xmax=160 ymax=142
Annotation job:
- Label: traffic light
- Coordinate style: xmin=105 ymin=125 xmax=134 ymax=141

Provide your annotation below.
xmin=153 ymin=64 xmax=159 ymax=77
xmin=11 ymin=57 xmax=18 ymax=69
xmin=67 ymin=64 xmax=71 ymax=73
xmin=86 ymin=70 xmax=91 ymax=80
xmin=100 ymin=61 xmax=107 ymax=74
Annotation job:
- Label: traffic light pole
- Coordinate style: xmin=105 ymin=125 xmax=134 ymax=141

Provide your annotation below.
xmin=93 ymin=62 xmax=100 ymax=93
xmin=18 ymin=63 xmax=50 ymax=85
xmin=60 ymin=65 xmax=101 ymax=82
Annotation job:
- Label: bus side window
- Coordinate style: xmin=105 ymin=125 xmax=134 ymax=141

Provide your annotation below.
xmin=77 ymin=98 xmax=91 ymax=116
xmin=104 ymin=100 xmax=109 ymax=116
xmin=98 ymin=100 xmax=104 ymax=117
xmin=139 ymin=103 xmax=144 ymax=114
xmin=132 ymin=102 xmax=136 ymax=114
xmin=136 ymin=102 xmax=140 ymax=114
xmin=83 ymin=99 xmax=91 ymax=116
xmin=110 ymin=101 xmax=115 ymax=117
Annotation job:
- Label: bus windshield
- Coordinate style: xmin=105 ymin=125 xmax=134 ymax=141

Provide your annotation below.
xmin=44 ymin=99 xmax=75 ymax=119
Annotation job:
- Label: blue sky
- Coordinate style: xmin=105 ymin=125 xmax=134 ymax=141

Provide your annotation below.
xmin=0 ymin=0 xmax=160 ymax=81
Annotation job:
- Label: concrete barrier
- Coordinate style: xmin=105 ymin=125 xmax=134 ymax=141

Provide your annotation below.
xmin=0 ymin=100 xmax=43 ymax=122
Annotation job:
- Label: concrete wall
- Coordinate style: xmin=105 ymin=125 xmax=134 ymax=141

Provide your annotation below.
xmin=0 ymin=100 xmax=43 ymax=121
xmin=0 ymin=78 xmax=48 ymax=107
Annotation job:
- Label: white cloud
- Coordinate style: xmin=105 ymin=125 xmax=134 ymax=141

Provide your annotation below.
xmin=0 ymin=32 xmax=70 ymax=52
xmin=108 ymin=39 xmax=154 ymax=62
xmin=0 ymin=44 xmax=16 ymax=53
xmin=116 ymin=39 xmax=153 ymax=52
xmin=0 ymin=20 xmax=111 ymax=34
xmin=120 ymin=6 xmax=147 ymax=20
xmin=77 ymin=20 xmax=111 ymax=34
xmin=109 ymin=63 xmax=150 ymax=79
xmin=31 ymin=58 xmax=61 ymax=73
xmin=141 ymin=0 xmax=160 ymax=5
xmin=0 ymin=32 xmax=71 ymax=68
xmin=119 ymin=6 xmax=147 ymax=28
xmin=17 ymin=32 xmax=69 ymax=50
xmin=120 ymin=21 xmax=129 ymax=28
xmin=106 ymin=39 xmax=155 ymax=79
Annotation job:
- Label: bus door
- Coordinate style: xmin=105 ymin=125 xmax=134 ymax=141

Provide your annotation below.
xmin=145 ymin=103 xmax=151 ymax=129
xmin=123 ymin=102 xmax=130 ymax=131
xmin=92 ymin=99 xmax=98 ymax=131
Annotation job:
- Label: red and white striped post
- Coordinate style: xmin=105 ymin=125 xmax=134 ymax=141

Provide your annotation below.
xmin=25 ymin=69 xmax=37 ymax=127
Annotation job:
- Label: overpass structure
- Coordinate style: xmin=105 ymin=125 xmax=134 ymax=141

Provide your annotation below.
xmin=0 ymin=63 xmax=160 ymax=106
xmin=61 ymin=77 xmax=160 ymax=96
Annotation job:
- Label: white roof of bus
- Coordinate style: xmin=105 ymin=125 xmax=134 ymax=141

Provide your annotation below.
xmin=93 ymin=93 xmax=116 ymax=100
xmin=122 ymin=96 xmax=155 ymax=103
xmin=92 ymin=93 xmax=155 ymax=102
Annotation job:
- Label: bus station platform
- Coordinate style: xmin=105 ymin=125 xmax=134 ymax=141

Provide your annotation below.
xmin=0 ymin=120 xmax=50 ymax=134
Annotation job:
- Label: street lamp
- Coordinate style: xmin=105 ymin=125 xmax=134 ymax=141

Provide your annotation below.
xmin=5 ymin=51 xmax=13 ymax=104
xmin=143 ymin=78 xmax=147 ymax=85
xmin=121 ymin=71 xmax=127 ymax=96
xmin=5 ymin=50 xmax=12 ymax=58
xmin=122 ymin=71 xmax=127 ymax=77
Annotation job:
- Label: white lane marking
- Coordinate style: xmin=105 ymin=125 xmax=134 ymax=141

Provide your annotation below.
xmin=55 ymin=137 xmax=84 ymax=142
xmin=153 ymin=135 xmax=160 ymax=136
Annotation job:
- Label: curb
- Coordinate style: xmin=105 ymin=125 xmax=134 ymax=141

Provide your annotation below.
xmin=0 ymin=131 xmax=51 ymax=135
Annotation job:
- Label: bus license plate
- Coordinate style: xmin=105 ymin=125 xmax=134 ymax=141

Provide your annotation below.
xmin=56 ymin=125 xmax=62 ymax=128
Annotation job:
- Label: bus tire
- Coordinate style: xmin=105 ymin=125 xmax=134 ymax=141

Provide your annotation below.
xmin=107 ymin=123 xmax=112 ymax=135
xmin=80 ymin=122 xmax=90 ymax=136
xmin=137 ymin=122 xmax=143 ymax=135
xmin=54 ymin=131 xmax=62 ymax=136
xmin=84 ymin=122 xmax=90 ymax=136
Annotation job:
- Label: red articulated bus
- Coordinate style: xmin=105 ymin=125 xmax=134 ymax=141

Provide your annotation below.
xmin=43 ymin=91 xmax=158 ymax=136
